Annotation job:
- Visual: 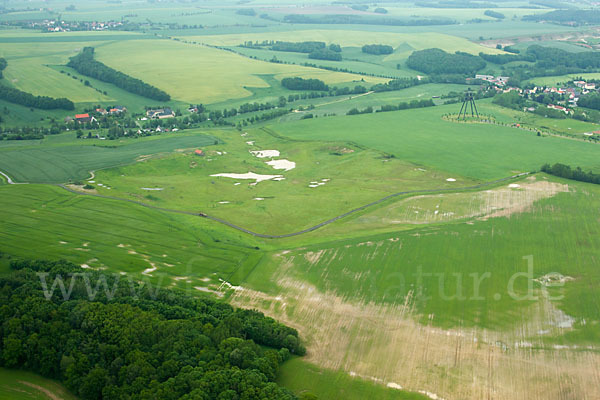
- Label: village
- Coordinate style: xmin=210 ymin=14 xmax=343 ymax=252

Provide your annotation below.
xmin=474 ymin=74 xmax=600 ymax=115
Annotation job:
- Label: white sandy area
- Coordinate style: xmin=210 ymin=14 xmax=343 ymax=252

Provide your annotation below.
xmin=251 ymin=150 xmax=279 ymax=158
xmin=266 ymin=159 xmax=295 ymax=171
xmin=446 ymin=178 xmax=456 ymax=182
xmin=508 ymin=183 xmax=520 ymax=188
xmin=211 ymin=172 xmax=283 ymax=183
xmin=141 ymin=187 xmax=163 ymax=191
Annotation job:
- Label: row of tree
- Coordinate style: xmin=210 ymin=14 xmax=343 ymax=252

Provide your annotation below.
xmin=1 ymin=259 xmax=306 ymax=400
xmin=67 ymin=47 xmax=171 ymax=101
xmin=377 ymin=99 xmax=435 ymax=112
xmin=0 ymin=84 xmax=74 ymax=110
xmin=541 ymin=163 xmax=600 ymax=184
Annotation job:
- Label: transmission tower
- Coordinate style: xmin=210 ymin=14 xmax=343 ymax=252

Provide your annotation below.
xmin=458 ymin=90 xmax=479 ymax=120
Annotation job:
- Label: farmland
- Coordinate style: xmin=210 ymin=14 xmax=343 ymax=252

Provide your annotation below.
xmin=1 ymin=1 xmax=600 ymax=399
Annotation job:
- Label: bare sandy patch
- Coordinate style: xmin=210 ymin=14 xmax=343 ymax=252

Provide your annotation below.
xmin=251 ymin=150 xmax=280 ymax=158
xmin=266 ymin=159 xmax=296 ymax=171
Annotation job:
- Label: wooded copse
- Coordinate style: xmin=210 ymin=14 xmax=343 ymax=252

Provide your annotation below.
xmin=362 ymin=44 xmax=394 ymax=55
xmin=67 ymin=47 xmax=171 ymax=101
xmin=0 ymin=259 xmax=305 ymax=400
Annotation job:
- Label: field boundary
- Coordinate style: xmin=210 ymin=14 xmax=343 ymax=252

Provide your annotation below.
xmin=53 ymin=172 xmax=532 ymax=239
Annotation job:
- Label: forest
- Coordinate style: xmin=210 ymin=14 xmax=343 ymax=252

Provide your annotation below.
xmin=0 ymin=259 xmax=306 ymax=400
xmin=406 ymin=48 xmax=486 ymax=74
xmin=307 ymin=48 xmax=342 ymax=61
xmin=362 ymin=44 xmax=394 ymax=55
xmin=67 ymin=47 xmax=171 ymax=101
xmin=281 ymin=77 xmax=329 ymax=91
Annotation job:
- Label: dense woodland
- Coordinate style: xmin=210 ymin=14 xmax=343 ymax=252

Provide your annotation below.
xmin=406 ymin=48 xmax=486 ymax=74
xmin=523 ymin=9 xmax=600 ymax=25
xmin=68 ymin=47 xmax=171 ymax=101
xmin=0 ymin=259 xmax=306 ymax=400
xmin=281 ymin=77 xmax=329 ymax=91
xmin=362 ymin=44 xmax=394 ymax=55
xmin=307 ymin=48 xmax=342 ymax=61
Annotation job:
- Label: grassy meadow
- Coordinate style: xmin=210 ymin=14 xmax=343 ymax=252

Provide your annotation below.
xmin=0 ymin=368 xmax=77 ymax=400
xmin=273 ymin=102 xmax=600 ymax=180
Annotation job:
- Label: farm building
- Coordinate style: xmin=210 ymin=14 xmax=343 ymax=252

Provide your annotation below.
xmin=109 ymin=105 xmax=127 ymax=114
xmin=95 ymin=108 xmax=108 ymax=115
xmin=146 ymin=108 xmax=175 ymax=119
xmin=194 ymin=149 xmax=204 ymax=156
xmin=75 ymin=113 xmax=96 ymax=123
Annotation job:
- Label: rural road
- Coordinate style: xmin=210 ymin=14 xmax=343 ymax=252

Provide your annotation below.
xmin=52 ymin=172 xmax=531 ymax=239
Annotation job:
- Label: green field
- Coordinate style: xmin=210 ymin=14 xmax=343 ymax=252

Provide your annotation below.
xmin=279 ymin=358 xmax=428 ymax=400
xmin=272 ymin=102 xmax=600 ymax=180
xmin=0 ymin=368 xmax=77 ymax=400
xmin=0 ymin=184 xmax=258 ymax=291
xmin=0 ymin=132 xmax=218 ymax=183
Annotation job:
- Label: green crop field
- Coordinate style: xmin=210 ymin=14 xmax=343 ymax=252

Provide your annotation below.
xmin=0 ymin=184 xmax=258 ymax=291
xmin=0 ymin=132 xmax=218 ymax=183
xmin=272 ymin=102 xmax=600 ymax=180
xmin=0 ymin=368 xmax=77 ymax=400
xmin=278 ymin=358 xmax=429 ymax=400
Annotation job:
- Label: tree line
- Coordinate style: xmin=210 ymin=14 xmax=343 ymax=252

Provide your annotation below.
xmin=541 ymin=163 xmax=600 ymax=184
xmin=67 ymin=47 xmax=171 ymax=101
xmin=282 ymin=14 xmax=457 ymax=26
xmin=377 ymin=99 xmax=435 ymax=112
xmin=1 ymin=259 xmax=306 ymax=400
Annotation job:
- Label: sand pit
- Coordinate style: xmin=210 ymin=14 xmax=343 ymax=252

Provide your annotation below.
xmin=211 ymin=172 xmax=283 ymax=183
xmin=251 ymin=150 xmax=280 ymax=158
xmin=254 ymin=197 xmax=265 ymax=201
xmin=266 ymin=159 xmax=296 ymax=171
xmin=446 ymin=178 xmax=456 ymax=182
